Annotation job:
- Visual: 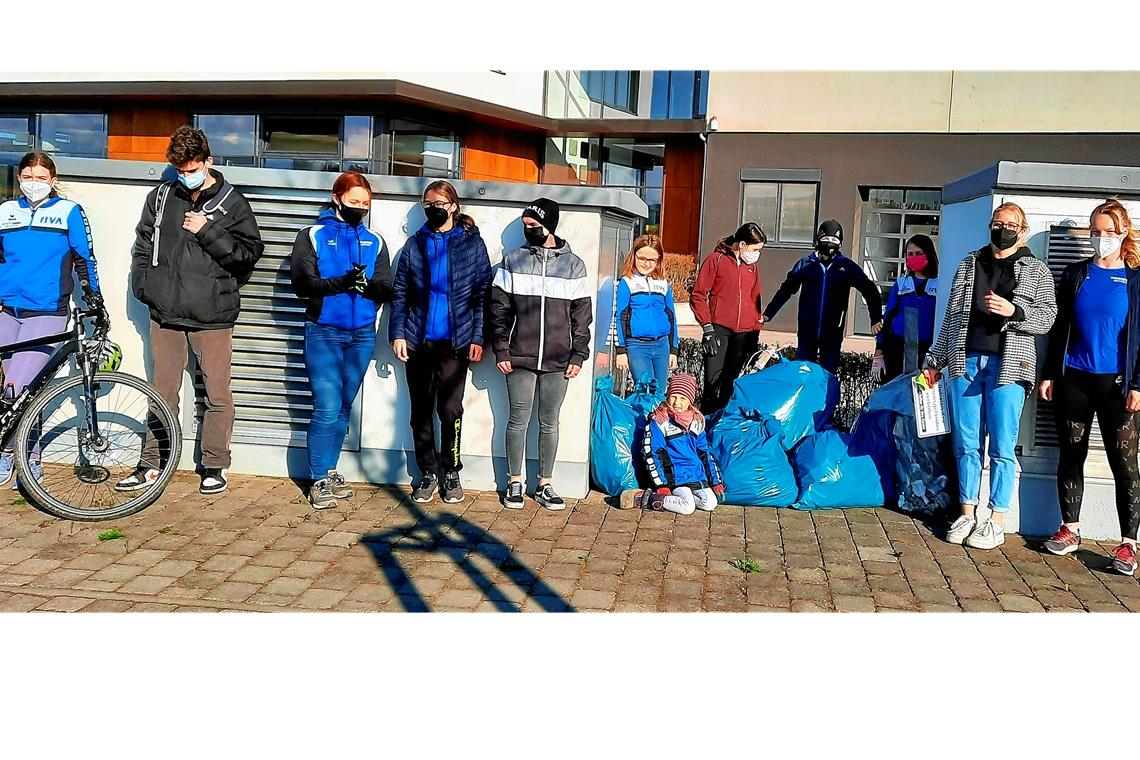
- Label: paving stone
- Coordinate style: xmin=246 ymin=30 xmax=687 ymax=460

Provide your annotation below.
xmin=997 ymin=594 xmax=1046 ymax=612
xmin=294 ymin=588 xmax=350 ymax=610
xmin=79 ymin=599 xmax=134 ymax=612
xmin=35 ymin=596 xmax=95 ymax=612
xmin=148 ymin=559 xmax=200 ymax=578
xmin=119 ymin=575 xmax=178 ymax=595
xmin=833 ymin=595 xmax=877 ymax=613
xmin=0 ymin=593 xmax=48 ymax=611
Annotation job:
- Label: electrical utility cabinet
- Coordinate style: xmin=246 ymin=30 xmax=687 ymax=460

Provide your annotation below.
xmin=938 ymin=161 xmax=1140 ymax=539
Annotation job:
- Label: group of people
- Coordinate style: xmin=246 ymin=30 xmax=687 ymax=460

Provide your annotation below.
xmin=1 ymin=125 xmax=1137 ymax=576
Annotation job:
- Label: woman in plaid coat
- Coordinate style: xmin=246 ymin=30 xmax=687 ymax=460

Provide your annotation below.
xmin=923 ymin=202 xmax=1057 ymax=550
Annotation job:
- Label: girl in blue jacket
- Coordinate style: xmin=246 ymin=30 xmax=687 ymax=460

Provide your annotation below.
xmin=290 ymin=171 xmax=393 ymax=509
xmin=620 ymin=373 xmax=724 ymax=515
xmin=388 ymin=180 xmax=492 ymax=506
xmin=872 ymin=234 xmax=939 ymax=382
xmin=0 ymin=151 xmax=104 ymax=488
xmin=613 ymin=234 xmax=678 ymax=392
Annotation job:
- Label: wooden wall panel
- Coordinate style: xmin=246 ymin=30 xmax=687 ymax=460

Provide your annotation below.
xmin=462 ymin=129 xmax=540 ymax=183
xmin=108 ymin=107 xmax=190 ymax=161
xmin=661 ymin=137 xmax=703 ymax=255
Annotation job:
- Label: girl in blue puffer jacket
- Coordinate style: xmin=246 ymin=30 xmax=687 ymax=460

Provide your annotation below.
xmin=620 ymin=373 xmax=724 ymax=515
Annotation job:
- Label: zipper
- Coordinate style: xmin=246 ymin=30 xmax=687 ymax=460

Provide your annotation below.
xmin=537 ymin=249 xmax=548 ymax=370
xmin=816 ymin=259 xmax=828 ymax=341
xmin=734 ymin=257 xmax=742 ymax=331
xmin=1059 ymin=268 xmax=1086 ymax=379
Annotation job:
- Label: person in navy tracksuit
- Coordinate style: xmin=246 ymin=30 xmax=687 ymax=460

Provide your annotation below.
xmin=613 ymin=233 xmax=678 ymax=392
xmin=388 ymin=180 xmax=492 ymax=506
xmin=290 ymin=171 xmax=393 ymax=509
xmin=872 ymin=234 xmax=939 ymax=382
xmin=762 ymin=219 xmax=883 ymax=373
xmin=0 ymin=151 xmax=104 ymax=488
xmin=620 ymin=373 xmax=724 ymax=515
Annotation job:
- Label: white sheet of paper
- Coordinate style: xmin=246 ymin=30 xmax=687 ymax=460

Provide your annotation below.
xmin=912 ymin=377 xmax=950 ymax=438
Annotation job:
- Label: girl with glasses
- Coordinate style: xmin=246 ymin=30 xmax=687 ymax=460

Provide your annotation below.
xmin=613 ymin=234 xmax=678 ymax=392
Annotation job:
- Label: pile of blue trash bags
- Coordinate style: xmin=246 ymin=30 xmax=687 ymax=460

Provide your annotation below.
xmin=590 ymin=361 xmax=954 ymax=514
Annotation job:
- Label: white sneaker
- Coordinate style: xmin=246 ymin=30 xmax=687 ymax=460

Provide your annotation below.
xmin=966 ymin=518 xmax=1005 ymax=550
xmin=946 ymin=515 xmax=976 ymax=545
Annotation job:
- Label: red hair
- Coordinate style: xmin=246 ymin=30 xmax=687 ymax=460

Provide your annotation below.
xmin=332 ymin=170 xmax=372 ymax=199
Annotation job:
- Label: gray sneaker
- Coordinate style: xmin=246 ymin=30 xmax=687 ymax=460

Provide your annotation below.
xmin=326 ymin=470 xmax=353 ymax=499
xmin=440 ymin=471 xmax=464 ymax=504
xmin=946 ymin=515 xmax=977 ymax=545
xmin=412 ymin=475 xmax=437 ymax=504
xmin=966 ymin=518 xmax=1005 ymax=550
xmin=309 ymin=479 xmax=337 ymax=510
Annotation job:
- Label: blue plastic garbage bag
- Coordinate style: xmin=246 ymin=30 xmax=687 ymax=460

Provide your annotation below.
xmin=626 ymin=381 xmax=666 ymax=487
xmin=864 ymin=373 xmax=955 ymax=515
xmin=590 ymin=376 xmax=638 ymax=496
xmin=726 ymin=358 xmax=839 ymax=450
xmin=791 ymin=412 xmax=895 ymax=510
xmin=709 ymin=412 xmax=797 ymax=507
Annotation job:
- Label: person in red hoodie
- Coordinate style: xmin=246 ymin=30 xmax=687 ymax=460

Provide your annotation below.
xmin=690 ymin=222 xmax=766 ymax=412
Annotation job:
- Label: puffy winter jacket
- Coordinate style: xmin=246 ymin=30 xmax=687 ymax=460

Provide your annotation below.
xmin=615 ymin=274 xmax=679 ymax=355
xmin=289 ymin=207 xmax=393 ymax=328
xmin=763 ymin=251 xmax=884 ymax=343
xmin=642 ymin=411 xmax=723 ymax=489
xmin=489 ymin=237 xmax=592 ymax=372
xmin=876 ymin=275 xmax=938 ymax=347
xmin=387 ymin=223 xmax=492 ymax=350
xmin=0 ymin=195 xmax=101 ymax=315
xmin=690 ymin=239 xmax=763 ymax=333
xmin=130 ymin=170 xmax=264 ymax=330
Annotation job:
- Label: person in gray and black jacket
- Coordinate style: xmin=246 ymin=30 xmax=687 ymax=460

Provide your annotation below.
xmin=489 ymin=198 xmax=592 ymax=511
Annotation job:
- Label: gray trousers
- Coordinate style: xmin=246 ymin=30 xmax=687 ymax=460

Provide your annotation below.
xmin=505 ymin=368 xmax=569 ymax=480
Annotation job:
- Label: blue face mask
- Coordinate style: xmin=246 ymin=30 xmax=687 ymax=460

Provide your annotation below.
xmin=178 ymin=168 xmax=207 ymax=190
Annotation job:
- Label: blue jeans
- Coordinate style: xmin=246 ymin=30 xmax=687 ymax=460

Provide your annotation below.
xmin=948 ymin=353 xmax=1027 ymax=511
xmin=304 ymin=322 xmax=376 ymax=481
xmin=625 ymin=336 xmax=671 ymax=393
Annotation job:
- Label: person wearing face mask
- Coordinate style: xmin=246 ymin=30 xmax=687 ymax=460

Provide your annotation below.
xmin=762 ymin=219 xmax=884 ymax=374
xmin=924 ymin=202 xmax=1056 ymax=550
xmin=388 ymin=180 xmax=491 ymax=505
xmin=1039 ymin=200 xmax=1140 ymax=575
xmin=490 ymin=197 xmax=592 ymax=511
xmin=120 ymin=126 xmax=264 ymax=496
xmin=289 ymin=171 xmax=393 ymax=510
xmin=690 ymin=222 xmax=766 ymax=412
xmin=0 ymin=152 xmax=105 ymax=489
xmin=872 ymin=235 xmax=940 ymax=383
xmin=613 ymin=234 xmax=678 ymax=392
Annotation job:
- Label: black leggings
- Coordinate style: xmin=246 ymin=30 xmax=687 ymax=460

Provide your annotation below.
xmin=1055 ymin=367 xmax=1140 ymax=540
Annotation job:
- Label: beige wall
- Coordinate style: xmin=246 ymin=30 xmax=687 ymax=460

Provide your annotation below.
xmin=708 ymin=71 xmax=1140 ymax=133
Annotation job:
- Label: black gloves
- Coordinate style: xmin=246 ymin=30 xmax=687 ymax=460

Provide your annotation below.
xmin=701 ymin=324 xmax=721 ymax=358
xmin=84 ymin=289 xmax=110 ymax=329
xmin=336 ymin=265 xmax=368 ymax=294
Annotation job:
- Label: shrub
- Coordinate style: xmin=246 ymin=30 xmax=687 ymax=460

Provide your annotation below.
xmin=662 ymin=252 xmax=697 ymax=304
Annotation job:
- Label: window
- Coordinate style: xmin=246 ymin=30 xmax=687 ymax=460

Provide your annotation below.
xmin=388 ymin=119 xmax=459 ymax=178
xmin=37 ymin=114 xmax=107 ymax=157
xmin=853 ymin=186 xmax=942 ymax=334
xmin=578 ymin=71 xmax=639 ymax=114
xmin=601 ymin=139 xmax=664 ymax=233
xmin=197 ymin=115 xmax=258 ymax=165
xmin=650 ymin=71 xmax=709 ymax=119
xmin=739 ymin=169 xmax=821 ymax=246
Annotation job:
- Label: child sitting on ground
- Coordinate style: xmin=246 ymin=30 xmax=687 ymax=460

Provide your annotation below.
xmin=620 ymin=373 xmax=725 ymax=514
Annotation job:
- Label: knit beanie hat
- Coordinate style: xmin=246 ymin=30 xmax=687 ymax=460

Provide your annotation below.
xmin=666 ymin=373 xmax=699 ymax=405
xmin=522 ymin=197 xmax=560 ymax=235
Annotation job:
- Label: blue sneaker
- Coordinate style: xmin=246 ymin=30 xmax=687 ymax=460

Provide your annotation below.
xmin=14 ymin=459 xmax=43 ymax=491
xmin=0 ymin=453 xmax=13 ymax=487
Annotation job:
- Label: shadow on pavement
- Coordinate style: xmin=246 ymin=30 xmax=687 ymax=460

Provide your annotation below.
xmin=360 ymin=494 xmax=575 ymax=613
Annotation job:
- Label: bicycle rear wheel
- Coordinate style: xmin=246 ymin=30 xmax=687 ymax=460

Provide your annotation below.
xmin=13 ymin=371 xmax=182 ymax=521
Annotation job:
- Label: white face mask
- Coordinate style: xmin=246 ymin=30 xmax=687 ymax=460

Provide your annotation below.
xmin=20 ymin=179 xmax=52 ymax=204
xmin=1092 ymin=235 xmax=1123 ymax=260
xmin=739 ymin=249 xmax=761 ymax=265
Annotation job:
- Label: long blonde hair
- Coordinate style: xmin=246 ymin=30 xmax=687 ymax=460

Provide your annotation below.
xmin=1090 ymin=199 xmax=1140 ymax=269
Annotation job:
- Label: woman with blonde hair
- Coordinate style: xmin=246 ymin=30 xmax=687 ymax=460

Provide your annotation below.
xmin=613 ymin=234 xmax=679 ymax=391
xmin=924 ymin=202 xmax=1057 ymax=549
xmin=1039 ymin=199 xmax=1140 ymax=575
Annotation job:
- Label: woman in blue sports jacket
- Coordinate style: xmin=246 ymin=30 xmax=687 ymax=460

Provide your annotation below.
xmin=388 ymin=180 xmax=492 ymax=507
xmin=290 ymin=171 xmax=393 ymax=509
xmin=613 ymin=233 xmax=678 ymax=392
xmin=872 ymin=234 xmax=939 ymax=382
xmin=0 ymin=151 xmax=105 ymax=488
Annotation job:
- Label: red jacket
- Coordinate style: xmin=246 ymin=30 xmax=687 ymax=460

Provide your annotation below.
xmin=690 ymin=240 xmax=763 ymax=333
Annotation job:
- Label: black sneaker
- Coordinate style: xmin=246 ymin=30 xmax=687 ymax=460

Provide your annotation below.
xmin=535 ymin=483 xmax=565 ymax=511
xmin=114 ymin=465 xmax=161 ymax=493
xmin=412 ymin=475 xmax=437 ymax=504
xmin=200 ymin=468 xmax=228 ymax=495
xmin=440 ymin=470 xmax=464 ymax=504
xmin=503 ymin=480 xmax=525 ymax=509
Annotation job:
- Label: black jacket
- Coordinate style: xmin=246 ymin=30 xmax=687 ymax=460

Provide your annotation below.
xmin=130 ymin=170 xmax=264 ymax=329
xmin=1043 ymin=259 xmax=1140 ymax=395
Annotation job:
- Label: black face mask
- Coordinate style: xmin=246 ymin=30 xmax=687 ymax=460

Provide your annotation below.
xmin=990 ymin=227 xmax=1019 ymax=251
xmin=425 ymin=206 xmax=451 ymax=231
xmin=338 ymin=204 xmax=366 ymax=226
xmin=816 ymin=243 xmax=839 ymax=259
xmin=524 ymin=226 xmax=549 ymax=247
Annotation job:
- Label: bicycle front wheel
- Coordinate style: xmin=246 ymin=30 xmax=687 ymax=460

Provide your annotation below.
xmin=14 ymin=371 xmax=183 ymax=521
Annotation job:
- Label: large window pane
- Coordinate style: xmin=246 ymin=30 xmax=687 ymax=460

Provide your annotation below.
xmin=197 ymin=114 xmax=258 ymax=162
xmin=343 ymin=116 xmax=372 ymax=160
xmin=668 ymin=70 xmax=696 ymax=119
xmin=779 ymin=183 xmax=817 ymax=244
xmin=38 ymin=114 xmax=106 ymax=157
xmin=262 ymin=115 xmax=339 ymax=155
xmin=545 ymin=71 xmax=568 ymax=118
xmin=0 ymin=116 xmax=33 ymax=152
xmin=742 ymin=183 xmax=779 ymax=238
xmin=650 ymin=71 xmax=671 ymax=119
xmin=391 ymin=119 xmax=458 ymax=178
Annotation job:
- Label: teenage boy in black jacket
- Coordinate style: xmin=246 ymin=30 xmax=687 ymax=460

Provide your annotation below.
xmin=120 ymin=126 xmax=264 ymax=495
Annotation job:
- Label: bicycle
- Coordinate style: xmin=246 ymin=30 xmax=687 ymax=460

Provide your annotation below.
xmin=0 ymin=304 xmax=181 ymax=521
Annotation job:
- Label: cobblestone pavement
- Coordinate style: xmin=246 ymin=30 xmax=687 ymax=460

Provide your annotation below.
xmin=1 ymin=472 xmax=1137 ymax=613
